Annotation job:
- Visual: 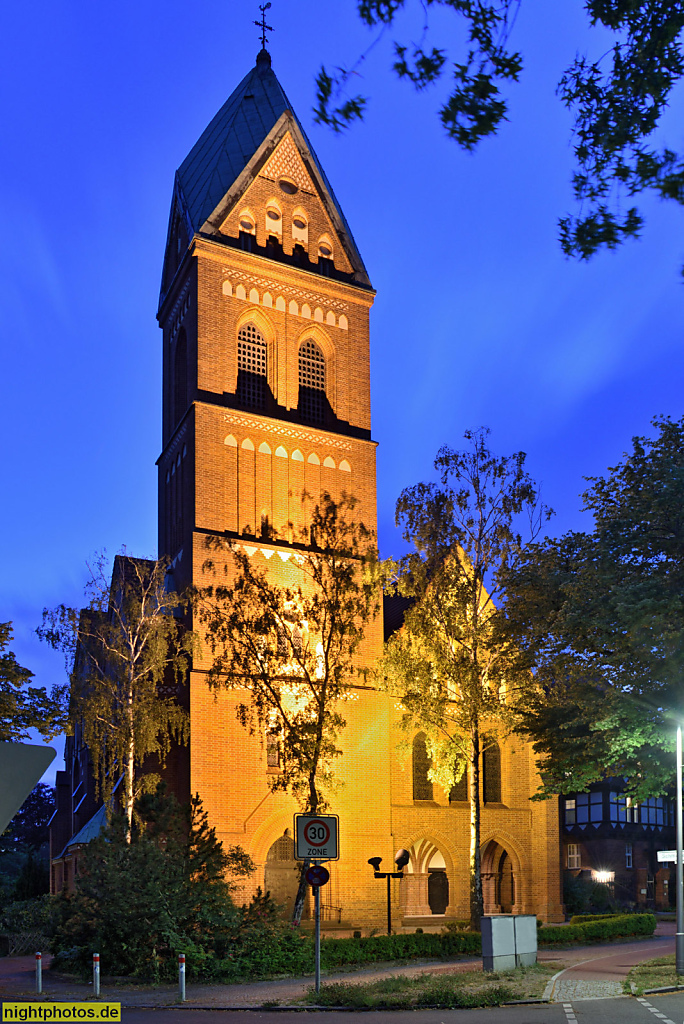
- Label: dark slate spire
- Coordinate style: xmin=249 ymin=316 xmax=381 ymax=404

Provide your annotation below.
xmin=177 ymin=55 xmax=289 ymax=234
xmin=161 ymin=54 xmax=370 ymax=307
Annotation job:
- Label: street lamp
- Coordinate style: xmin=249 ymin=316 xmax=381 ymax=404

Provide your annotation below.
xmin=368 ymin=849 xmax=410 ymax=935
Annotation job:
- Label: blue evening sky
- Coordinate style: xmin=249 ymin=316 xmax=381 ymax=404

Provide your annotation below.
xmin=2 ymin=0 xmax=682 ymax=782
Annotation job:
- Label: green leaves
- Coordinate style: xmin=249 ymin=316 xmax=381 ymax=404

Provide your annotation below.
xmin=502 ymin=415 xmax=684 ymax=798
xmin=197 ymin=494 xmax=381 ymax=815
xmin=382 ymin=428 xmax=548 ymax=925
xmin=558 ymin=3 xmax=684 ymax=263
xmin=319 ymin=1 xmax=684 ymax=270
xmin=313 ymin=0 xmax=523 ymax=149
xmin=0 ymin=622 xmax=66 ymax=741
xmin=38 ymin=553 xmax=191 ymax=828
xmin=51 ymin=787 xmax=252 ymax=980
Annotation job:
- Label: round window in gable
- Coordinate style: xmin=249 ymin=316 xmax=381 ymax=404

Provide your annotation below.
xmin=279 ymin=179 xmax=298 ymax=195
xmin=319 ymin=243 xmax=332 ymax=257
xmin=267 ymin=208 xmax=281 ymax=221
xmin=293 ymin=216 xmax=307 ymax=230
xmin=240 ymin=217 xmax=255 ymax=231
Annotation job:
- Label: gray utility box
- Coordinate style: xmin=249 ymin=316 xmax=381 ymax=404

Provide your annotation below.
xmin=481 ymin=915 xmax=537 ymax=972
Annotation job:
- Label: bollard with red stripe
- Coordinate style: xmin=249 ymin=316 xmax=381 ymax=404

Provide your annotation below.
xmin=35 ymin=952 xmax=42 ymax=995
xmin=178 ymin=953 xmax=186 ymax=1002
xmin=93 ymin=953 xmax=101 ymax=997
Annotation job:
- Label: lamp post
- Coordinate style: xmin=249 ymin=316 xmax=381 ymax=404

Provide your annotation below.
xmin=677 ymin=725 xmax=683 ymax=975
xmin=368 ymin=849 xmax=410 ymax=935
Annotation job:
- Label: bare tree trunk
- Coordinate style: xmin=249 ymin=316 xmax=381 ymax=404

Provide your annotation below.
xmin=469 ymin=723 xmax=483 ymax=930
xmin=125 ymin=675 xmax=135 ymax=842
xmin=291 ymin=767 xmax=320 ymax=926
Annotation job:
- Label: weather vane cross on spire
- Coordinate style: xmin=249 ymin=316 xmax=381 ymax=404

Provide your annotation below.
xmin=255 ymin=2 xmax=273 ymax=50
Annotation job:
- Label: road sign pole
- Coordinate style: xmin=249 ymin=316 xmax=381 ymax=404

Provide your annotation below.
xmin=386 ymin=874 xmax=391 ymax=936
xmin=677 ymin=725 xmax=684 ymax=976
xmin=314 ymin=882 xmax=321 ymax=994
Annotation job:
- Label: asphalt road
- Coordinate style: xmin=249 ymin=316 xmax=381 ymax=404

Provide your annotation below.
xmin=69 ymin=996 xmax=684 ymax=1024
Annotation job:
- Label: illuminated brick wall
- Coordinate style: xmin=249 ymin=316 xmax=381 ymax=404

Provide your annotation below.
xmin=157 ymin=121 xmax=564 ymax=927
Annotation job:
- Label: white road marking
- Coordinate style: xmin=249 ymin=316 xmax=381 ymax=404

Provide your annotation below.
xmin=634 ymin=996 xmax=676 ymax=1024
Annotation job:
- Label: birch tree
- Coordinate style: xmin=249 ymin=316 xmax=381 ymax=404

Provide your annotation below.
xmin=382 ymin=428 xmax=549 ymax=929
xmin=197 ymin=494 xmax=381 ymax=924
xmin=38 ymin=553 xmax=191 ymax=836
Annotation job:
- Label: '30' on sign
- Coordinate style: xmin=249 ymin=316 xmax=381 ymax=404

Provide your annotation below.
xmin=294 ymin=813 xmax=339 ymax=860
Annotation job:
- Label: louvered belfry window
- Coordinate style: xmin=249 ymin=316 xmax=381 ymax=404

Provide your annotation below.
xmin=299 ymin=339 xmax=325 ymax=423
xmin=237 ymin=324 xmax=267 ymax=409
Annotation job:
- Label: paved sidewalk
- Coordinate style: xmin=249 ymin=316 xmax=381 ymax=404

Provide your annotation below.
xmin=0 ymin=923 xmax=673 ymax=1008
xmin=544 ymin=923 xmax=676 ymax=1002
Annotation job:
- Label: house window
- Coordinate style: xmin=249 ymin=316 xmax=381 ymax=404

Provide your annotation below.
xmin=413 ymin=733 xmax=433 ymax=800
xmin=625 ymin=842 xmax=633 ymax=868
xmin=299 ymin=339 xmax=326 ymax=424
xmin=567 ymin=844 xmax=581 ymax=870
xmin=565 ymin=798 xmax=576 ymax=825
xmin=610 ymin=791 xmax=638 ymax=823
xmin=237 ymin=324 xmax=267 ymax=409
xmin=590 ymin=791 xmax=603 ymax=823
xmin=483 ymin=742 xmax=501 ymax=803
xmin=641 ymin=797 xmax=668 ymax=825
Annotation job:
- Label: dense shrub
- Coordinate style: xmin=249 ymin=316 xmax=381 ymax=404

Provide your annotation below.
xmin=51 ymin=787 xmax=253 ymax=981
xmin=570 ymin=913 xmax=620 ymax=925
xmin=563 ymin=875 xmax=621 ymax=916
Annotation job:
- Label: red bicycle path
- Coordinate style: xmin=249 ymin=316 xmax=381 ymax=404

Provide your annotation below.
xmin=0 ymin=922 xmax=676 ymax=1006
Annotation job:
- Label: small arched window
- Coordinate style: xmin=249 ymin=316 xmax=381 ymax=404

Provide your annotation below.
xmin=173 ymin=328 xmax=187 ymax=425
xmin=237 ymin=323 xmax=267 ymax=409
xmin=238 ymin=209 xmax=256 ymax=251
xmin=483 ymin=741 xmax=502 ymax=804
xmin=292 ymin=209 xmax=308 ymax=245
xmin=413 ymin=732 xmax=433 ymax=801
xmin=298 ymin=339 xmax=326 ymax=424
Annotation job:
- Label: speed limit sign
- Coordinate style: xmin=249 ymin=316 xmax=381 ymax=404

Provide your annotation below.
xmin=294 ymin=814 xmax=339 ymax=860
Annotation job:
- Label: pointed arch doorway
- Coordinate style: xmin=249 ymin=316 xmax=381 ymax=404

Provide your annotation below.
xmin=481 ymin=840 xmax=517 ymax=914
xmin=402 ymin=840 xmax=451 ymax=918
xmin=264 ymin=832 xmax=309 ymax=918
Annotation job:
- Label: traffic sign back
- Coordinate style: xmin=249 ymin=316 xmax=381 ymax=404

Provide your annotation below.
xmin=294 ymin=813 xmax=339 ymax=860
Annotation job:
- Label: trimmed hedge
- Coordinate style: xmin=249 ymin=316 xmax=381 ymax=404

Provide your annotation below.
xmin=318 ymin=914 xmax=656 ymax=970
xmin=320 ymin=931 xmax=481 ymax=967
xmin=569 ymin=913 xmax=620 ymax=925
xmin=184 ymin=912 xmax=659 ymax=981
xmin=539 ymin=914 xmax=656 ymax=946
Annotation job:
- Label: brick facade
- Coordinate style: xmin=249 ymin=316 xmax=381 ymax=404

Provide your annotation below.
xmin=153 ymin=52 xmax=564 ymax=928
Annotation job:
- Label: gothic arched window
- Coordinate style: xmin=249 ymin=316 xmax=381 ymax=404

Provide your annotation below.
xmin=237 ymin=323 xmax=267 ymax=409
xmin=483 ymin=741 xmax=502 ymax=804
xmin=413 ymin=732 xmax=433 ymax=801
xmin=449 ymin=764 xmax=468 ymax=803
xmin=173 ymin=328 xmax=187 ymax=425
xmin=298 ymin=339 xmax=326 ymax=424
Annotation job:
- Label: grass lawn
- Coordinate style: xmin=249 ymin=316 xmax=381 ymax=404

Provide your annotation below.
xmin=628 ymin=956 xmax=684 ymax=993
xmin=297 ymin=962 xmax=560 ymax=1008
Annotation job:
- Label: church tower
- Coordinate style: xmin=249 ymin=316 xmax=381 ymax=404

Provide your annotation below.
xmin=157 ymin=50 xmax=391 ymax=920
xmin=156 ymin=49 xmax=563 ymax=927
